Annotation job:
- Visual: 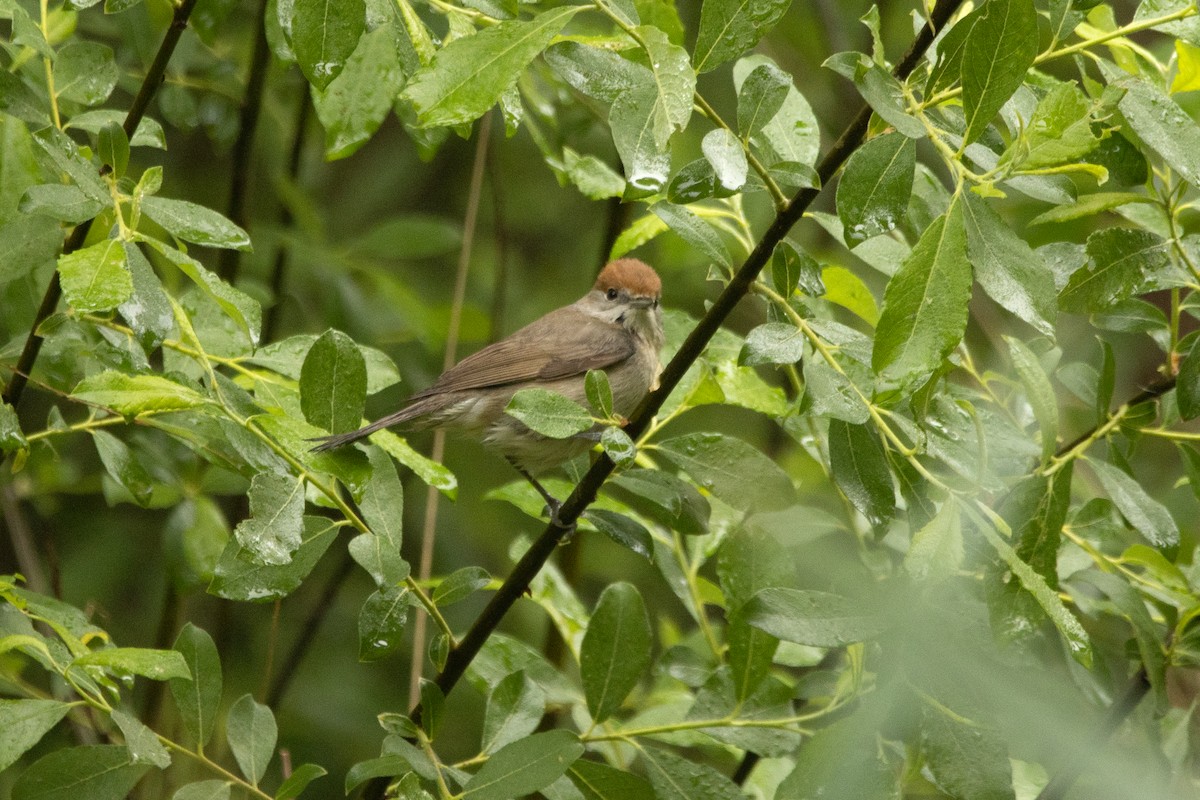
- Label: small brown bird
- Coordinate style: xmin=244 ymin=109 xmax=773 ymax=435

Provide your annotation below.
xmin=311 ymin=258 xmax=664 ymax=524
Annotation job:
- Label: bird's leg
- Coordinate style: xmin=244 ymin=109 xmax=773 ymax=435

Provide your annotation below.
xmin=506 ymin=457 xmax=575 ymax=537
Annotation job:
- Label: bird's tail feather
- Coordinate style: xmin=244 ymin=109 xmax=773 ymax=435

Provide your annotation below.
xmin=308 ymin=407 xmax=422 ymax=452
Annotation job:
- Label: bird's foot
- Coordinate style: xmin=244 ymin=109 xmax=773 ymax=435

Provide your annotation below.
xmin=543 ymin=498 xmax=577 ymax=542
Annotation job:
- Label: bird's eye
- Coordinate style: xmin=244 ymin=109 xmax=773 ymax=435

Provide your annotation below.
xmin=606 ymin=288 xmax=619 ymax=300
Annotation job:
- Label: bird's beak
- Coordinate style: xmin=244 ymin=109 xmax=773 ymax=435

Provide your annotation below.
xmin=629 ymin=296 xmax=659 ymax=309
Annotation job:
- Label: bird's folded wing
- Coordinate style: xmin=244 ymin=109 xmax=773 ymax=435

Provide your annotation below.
xmin=412 ymin=307 xmax=634 ymax=397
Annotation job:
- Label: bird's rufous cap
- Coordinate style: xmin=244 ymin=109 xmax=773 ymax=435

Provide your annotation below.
xmin=594 ymin=258 xmax=661 ymax=298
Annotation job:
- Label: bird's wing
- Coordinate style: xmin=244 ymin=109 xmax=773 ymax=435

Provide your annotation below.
xmin=413 ymin=307 xmax=635 ymax=397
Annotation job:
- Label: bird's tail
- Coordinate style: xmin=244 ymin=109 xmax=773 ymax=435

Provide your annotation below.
xmin=308 ymin=407 xmax=422 ymax=452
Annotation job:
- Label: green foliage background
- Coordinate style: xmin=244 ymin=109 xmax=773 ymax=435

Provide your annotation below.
xmin=3 ymin=0 xmax=1200 ymax=798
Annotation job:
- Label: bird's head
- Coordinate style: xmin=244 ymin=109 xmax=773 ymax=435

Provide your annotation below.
xmin=582 ymin=258 xmax=663 ymax=346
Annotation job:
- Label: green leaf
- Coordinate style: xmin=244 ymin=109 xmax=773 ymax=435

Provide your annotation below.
xmin=73 ymin=647 xmax=189 ymax=681
xmin=776 ymin=703 xmax=894 ymax=800
xmin=585 ymin=370 xmax=613 ymax=418
xmin=1028 ymin=192 xmax=1154 ymax=227
xmin=360 ymin=445 xmax=405 ymax=550
xmin=1088 ymin=459 xmax=1180 ymax=548
xmin=233 ymin=473 xmax=305 ymax=566
xmin=275 ymin=763 xmax=327 ymax=799
xmin=461 ymin=729 xmax=583 ymax=800
xmin=606 ymin=468 xmax=710 ymax=536
xmin=73 ymin=371 xmax=210 ymax=415
xmin=1005 ymin=336 xmax=1058 ymax=464
xmin=314 ymin=27 xmax=405 ymax=160
xmin=1114 ymin=74 xmax=1200 ymax=187
xmin=97 ymin=122 xmax=129 ymax=179
xmin=828 ymin=419 xmax=894 ymax=528
xmin=641 ymin=747 xmax=743 ymax=800
xmin=212 ymin=516 xmax=339 ymax=600
xmin=505 ymin=388 xmax=593 ymax=439
xmin=693 ymin=0 xmax=794 ymax=73
xmin=111 ymin=708 xmax=171 ymax=768
xmin=481 ymin=670 xmax=545 ymax=755
xmin=170 ymin=624 xmax=222 ymax=748
xmin=657 ymin=432 xmax=795 ymax=512
xmin=961 ymin=0 xmax=1039 ymax=145
xmin=920 ymin=703 xmax=1015 ymax=800
xmin=348 ymin=532 xmax=408 ymax=589
xmin=582 ymin=509 xmax=653 ymax=559
xmin=1179 ymin=333 xmax=1200 ymax=420
xmin=701 ymin=129 xmax=747 ymax=193
xmin=359 ymin=584 xmax=410 ymax=661
xmin=18 ymin=183 xmax=103 ymax=224
xmin=292 ymin=0 xmax=365 ymax=89
xmin=836 ymin=132 xmax=915 ymax=247
xmin=226 ymin=694 xmax=276 ymax=785
xmin=54 ymin=41 xmax=118 ymax=105
xmin=247 ymin=334 xmax=399 ymax=394
xmin=733 ymin=55 xmax=819 ymax=167
xmin=32 ymin=128 xmax=109 ymax=204
xmin=600 ymin=426 xmax=636 ymax=467
xmin=1082 ymin=571 xmax=1167 ymax=711
xmin=744 ymin=587 xmax=881 ymax=646
xmin=172 ymin=781 xmax=231 ymax=800
xmin=961 ymin=192 xmax=1056 ymax=336
xmin=120 ymin=243 xmax=175 ymax=350
xmin=141 ymin=196 xmax=251 ymax=251
xmin=737 ymin=61 xmax=791 ymax=139
xmin=581 ymin=582 xmax=651 ymax=723
xmin=651 ymin=202 xmax=731 ymax=266
xmin=299 ymin=328 xmax=368 ymax=435
xmin=872 ymin=199 xmax=971 ymax=386
xmin=0 ymin=699 xmax=71 ymax=772
xmin=0 ymin=403 xmax=27 ymax=456
xmin=803 ymin=357 xmax=870 ymax=424
xmin=718 ymin=525 xmax=791 ymax=699
xmin=65 ymin=110 xmax=166 ymax=149
xmin=433 ymin=566 xmax=491 ymax=607
xmin=771 ymin=240 xmax=823 ymax=298
xmin=569 ymin=759 xmax=656 ymax=800
xmin=739 ymin=322 xmax=804 ymax=366
xmin=373 ymin=430 xmax=458 ymax=498
xmin=1058 ymin=227 xmax=1168 ymax=313
xmin=11 ymin=745 xmax=149 ymax=800
xmin=1013 ymin=82 xmax=1098 ymax=170
xmin=58 ymin=238 xmax=132 ymax=313
xmin=147 ymin=241 xmax=262 ymax=344
xmin=92 ymin=430 xmax=155 ymax=507
xmin=825 ymin=52 xmax=925 ymax=138
xmin=904 ymin=501 xmax=963 ymax=582
xmin=562 ymin=148 xmax=626 ymax=200
xmin=404 ymin=7 xmax=581 ymax=127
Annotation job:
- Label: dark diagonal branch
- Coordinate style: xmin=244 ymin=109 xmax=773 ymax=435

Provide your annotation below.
xmin=217 ymin=0 xmax=273 ymax=283
xmin=1 ymin=0 xmax=203 ymax=411
xmin=412 ymin=0 xmax=967 ymax=723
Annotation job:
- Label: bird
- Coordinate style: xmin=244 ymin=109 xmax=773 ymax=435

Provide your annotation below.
xmin=310 ymin=258 xmax=664 ymax=526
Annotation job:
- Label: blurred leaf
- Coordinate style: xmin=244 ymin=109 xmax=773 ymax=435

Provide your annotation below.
xmin=829 ymin=419 xmax=894 ymax=528
xmin=719 ymin=524 xmax=791 ymax=699
xmin=73 ymin=371 xmax=210 ymax=415
xmin=506 ymin=388 xmax=592 ymax=438
xmin=1082 ymin=571 xmax=1167 ymax=711
xmin=172 ymin=780 xmax=230 ymax=800
xmin=920 ymin=702 xmax=1015 ymax=800
xmin=461 ymin=730 xmax=583 ymax=800
xmin=1087 ymin=459 xmax=1180 ymax=548
xmin=58 ymin=239 xmax=131 ymax=313
xmin=405 ymin=7 xmax=581 ymax=127
xmin=359 ymin=584 xmax=410 ymax=661
xmin=72 ymin=647 xmax=189 ymax=681
xmin=905 ymin=501 xmax=963 ymax=582
xmin=581 ymin=582 xmax=651 ymax=723
xmin=657 ymin=432 xmax=795 ymax=512
xmin=226 ymin=694 xmax=276 ymax=784
xmin=275 ymin=764 xmax=327 ymax=799
xmin=141 ymin=196 xmax=251 ymax=251
xmin=481 ymin=670 xmax=545 ymax=755
xmin=737 ymin=61 xmax=791 ymax=139
xmin=744 ymin=587 xmax=881 ymax=646
xmin=777 ymin=702 xmax=894 ymax=799
xmin=292 ymin=0 xmax=364 ymax=89
xmin=1059 ymin=227 xmax=1168 ymax=313
xmin=54 ymin=41 xmax=117 ymax=105
xmin=92 ymin=430 xmax=155 ymax=507
xmin=568 ymin=759 xmax=656 ymax=800
xmin=607 ymin=468 xmax=710 ymax=535
xmin=433 ymin=566 xmax=491 ymax=606
xmin=688 ymin=670 xmax=799 ymax=756
xmin=300 ymin=329 xmax=368 ymax=435
xmin=961 ymin=192 xmax=1056 ymax=336
xmin=873 ymin=200 xmax=971 ymax=386
xmin=563 ymin=148 xmax=625 ymax=200
xmin=11 ymin=745 xmax=149 ymax=800
xmin=0 ymin=700 xmax=71 ymax=772
xmin=693 ymin=0 xmax=793 ymax=73
xmin=1179 ymin=333 xmax=1200 ymax=420
xmin=1005 ymin=336 xmax=1058 ymax=464
xmin=961 ymin=0 xmax=1038 ymax=145
xmin=315 ymin=27 xmax=405 ymax=160
xmin=836 ymin=132 xmax=914 ymax=247
xmin=170 ymin=624 xmax=222 ymax=748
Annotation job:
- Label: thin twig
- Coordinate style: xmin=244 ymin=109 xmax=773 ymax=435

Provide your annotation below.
xmin=262 ymin=89 xmax=311 ymax=342
xmin=407 ymin=112 xmax=494 ymax=709
xmin=1 ymin=0 xmax=203 ymax=411
xmin=1 ymin=484 xmax=50 ymax=595
xmin=409 ymin=0 xmax=966 ymax=726
xmin=217 ymin=0 xmax=274 ymax=283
